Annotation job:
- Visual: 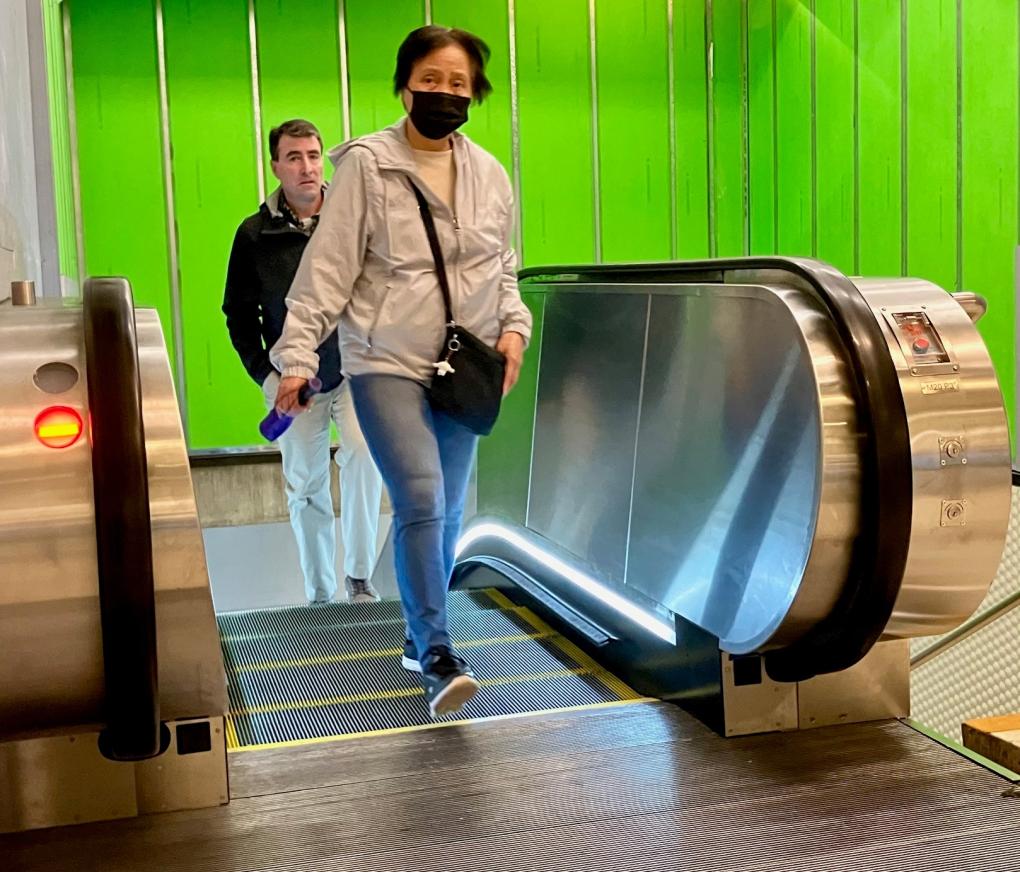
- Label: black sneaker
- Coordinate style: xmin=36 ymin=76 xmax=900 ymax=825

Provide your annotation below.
xmin=420 ymin=646 xmax=479 ymax=717
xmin=344 ymin=576 xmax=380 ymax=603
xmin=401 ymin=638 xmax=422 ymax=673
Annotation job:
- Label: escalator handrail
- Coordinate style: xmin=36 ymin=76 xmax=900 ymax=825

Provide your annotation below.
xmin=83 ymin=277 xmax=166 ymax=761
xmin=519 ymin=257 xmax=913 ymax=679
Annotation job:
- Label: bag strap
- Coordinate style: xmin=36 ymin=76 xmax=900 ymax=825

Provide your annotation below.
xmin=408 ymin=180 xmax=455 ymax=327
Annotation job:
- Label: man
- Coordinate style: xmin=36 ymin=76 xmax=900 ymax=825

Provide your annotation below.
xmin=223 ymin=118 xmax=383 ymax=605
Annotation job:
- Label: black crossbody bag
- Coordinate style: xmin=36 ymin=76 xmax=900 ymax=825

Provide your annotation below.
xmin=408 ymin=180 xmax=506 ymax=436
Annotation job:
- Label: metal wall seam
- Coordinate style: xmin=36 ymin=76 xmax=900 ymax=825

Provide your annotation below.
xmin=955 ymin=0 xmax=963 ymax=292
xmin=26 ymin=0 xmax=60 ymax=297
xmin=666 ymin=0 xmax=678 ymax=260
xmin=587 ymin=0 xmax=602 ymax=263
xmin=900 ymin=0 xmax=909 ymax=275
xmin=247 ymin=0 xmax=266 ymax=203
xmin=622 ymin=294 xmax=653 ymax=587
xmin=809 ymin=0 xmax=817 ymax=258
xmin=853 ymin=0 xmax=861 ymax=273
xmin=524 ymin=293 xmax=548 ymax=528
xmin=508 ymin=0 xmax=524 ymax=260
xmin=740 ymin=0 xmax=750 ymax=256
xmin=338 ymin=0 xmax=352 ymax=142
xmin=705 ymin=0 xmax=717 ymax=258
xmin=61 ymin=1 xmax=86 ymax=294
xmin=154 ymin=0 xmax=188 ymax=423
xmin=771 ymin=0 xmax=778 ymax=253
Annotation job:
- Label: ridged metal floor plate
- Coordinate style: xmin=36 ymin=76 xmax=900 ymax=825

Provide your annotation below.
xmin=217 ymin=590 xmax=641 ymax=749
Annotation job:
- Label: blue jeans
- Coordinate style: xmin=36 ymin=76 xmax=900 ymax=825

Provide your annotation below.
xmin=348 ymin=375 xmax=478 ymax=659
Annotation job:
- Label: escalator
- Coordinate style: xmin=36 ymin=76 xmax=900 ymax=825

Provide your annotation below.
xmin=3 ymin=258 xmax=1019 ymax=871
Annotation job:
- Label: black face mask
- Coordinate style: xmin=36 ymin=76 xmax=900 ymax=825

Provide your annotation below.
xmin=408 ymin=90 xmax=470 ymax=140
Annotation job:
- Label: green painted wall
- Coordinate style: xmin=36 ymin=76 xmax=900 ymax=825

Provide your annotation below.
xmin=63 ymin=0 xmax=1017 ymax=451
xmin=67 ymin=0 xmax=175 ymax=371
xmin=42 ymin=0 xmax=79 ymax=286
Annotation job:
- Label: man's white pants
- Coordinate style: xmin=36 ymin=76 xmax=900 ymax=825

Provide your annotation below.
xmin=263 ymin=374 xmax=383 ymax=602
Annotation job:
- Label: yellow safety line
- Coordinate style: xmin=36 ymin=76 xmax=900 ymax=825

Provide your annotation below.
xmin=484 ymin=588 xmax=516 ymax=609
xmin=236 ymin=630 xmax=552 ymax=674
xmin=229 ymin=666 xmax=607 ymax=718
xmin=222 ymin=588 xmax=642 ymax=749
xmin=225 ymin=715 xmax=240 ymax=750
xmin=227 ymin=697 xmax=658 ymax=753
xmin=507 ymin=605 xmax=643 ymax=701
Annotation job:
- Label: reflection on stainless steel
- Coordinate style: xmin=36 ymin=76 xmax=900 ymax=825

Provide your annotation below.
xmin=855 ymin=278 xmax=1012 ymax=638
xmin=10 ymin=280 xmax=36 ymax=306
xmin=529 ymin=293 xmax=649 ymax=585
xmin=506 ymin=265 xmax=1010 ymax=658
xmin=0 ymin=305 xmax=226 ymax=738
xmin=951 ymin=291 xmax=988 ymax=323
xmin=628 ymin=284 xmax=861 ymax=653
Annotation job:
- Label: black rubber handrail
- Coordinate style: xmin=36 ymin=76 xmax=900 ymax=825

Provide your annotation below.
xmin=519 ymin=257 xmax=913 ymax=680
xmin=84 ymin=277 xmax=167 ymax=761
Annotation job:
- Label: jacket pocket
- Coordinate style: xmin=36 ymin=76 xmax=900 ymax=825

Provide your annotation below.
xmin=366 ymin=280 xmax=396 ymax=348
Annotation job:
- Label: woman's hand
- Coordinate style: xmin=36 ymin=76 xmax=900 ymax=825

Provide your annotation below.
xmin=496 ymin=331 xmax=525 ymax=396
xmin=275 ymin=376 xmax=311 ymax=415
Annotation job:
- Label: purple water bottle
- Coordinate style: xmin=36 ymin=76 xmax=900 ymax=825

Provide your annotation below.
xmin=259 ymin=377 xmax=322 ymax=441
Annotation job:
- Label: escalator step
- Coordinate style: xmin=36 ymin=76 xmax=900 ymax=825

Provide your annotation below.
xmin=218 ymin=590 xmax=643 ymax=750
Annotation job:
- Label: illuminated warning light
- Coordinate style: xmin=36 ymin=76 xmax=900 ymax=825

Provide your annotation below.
xmin=34 ymin=406 xmax=84 ymax=449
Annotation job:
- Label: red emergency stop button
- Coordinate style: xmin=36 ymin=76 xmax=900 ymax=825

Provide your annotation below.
xmin=912 ymin=337 xmax=931 ymax=355
xmin=34 ymin=406 xmax=84 ymax=449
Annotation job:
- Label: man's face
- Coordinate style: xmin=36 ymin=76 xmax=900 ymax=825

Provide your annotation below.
xmin=270 ymin=134 xmax=323 ymax=204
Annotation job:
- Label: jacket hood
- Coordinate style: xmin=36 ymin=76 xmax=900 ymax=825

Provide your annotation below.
xmin=327 ymin=118 xmax=467 ymax=172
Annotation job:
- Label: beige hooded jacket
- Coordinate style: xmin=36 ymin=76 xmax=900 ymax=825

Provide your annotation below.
xmin=270 ymin=119 xmax=532 ymax=385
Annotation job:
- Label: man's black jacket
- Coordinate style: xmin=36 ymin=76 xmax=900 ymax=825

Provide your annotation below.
xmin=222 ymin=195 xmax=342 ymax=391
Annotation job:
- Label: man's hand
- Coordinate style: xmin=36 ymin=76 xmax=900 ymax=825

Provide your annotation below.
xmin=496 ymin=331 xmax=525 ymax=396
xmin=275 ymin=376 xmax=311 ymax=415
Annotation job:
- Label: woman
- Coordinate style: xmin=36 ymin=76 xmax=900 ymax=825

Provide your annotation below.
xmin=270 ymin=25 xmax=531 ymax=717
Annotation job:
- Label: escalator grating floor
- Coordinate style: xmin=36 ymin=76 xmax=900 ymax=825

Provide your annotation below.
xmin=218 ymin=589 xmax=645 ymax=750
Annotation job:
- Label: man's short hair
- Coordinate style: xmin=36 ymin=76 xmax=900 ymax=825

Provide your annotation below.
xmin=393 ymin=26 xmax=492 ymax=105
xmin=269 ymin=119 xmax=323 ymax=161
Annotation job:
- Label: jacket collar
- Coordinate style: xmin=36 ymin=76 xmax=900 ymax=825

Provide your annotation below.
xmin=260 ymin=184 xmax=326 ymax=235
xmin=327 ymin=117 xmax=468 ymax=174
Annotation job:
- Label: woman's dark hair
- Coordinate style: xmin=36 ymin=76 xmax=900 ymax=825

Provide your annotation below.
xmin=393 ymin=25 xmax=493 ymax=104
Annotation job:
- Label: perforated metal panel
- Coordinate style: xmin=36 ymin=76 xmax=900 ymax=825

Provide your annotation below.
xmin=910 ymin=487 xmax=1020 ymax=741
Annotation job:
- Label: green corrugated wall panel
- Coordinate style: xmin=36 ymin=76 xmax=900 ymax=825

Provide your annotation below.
xmin=162 ymin=0 xmax=261 ymax=449
xmin=69 ymin=0 xmax=174 ymax=355
xmin=255 ymin=0 xmax=343 ymax=189
xmin=674 ymin=0 xmax=710 ymax=259
xmin=515 ymin=0 xmax=595 ymax=266
xmin=747 ymin=0 xmax=775 ymax=256
xmin=432 ymin=0 xmax=513 ymax=173
xmin=596 ymin=0 xmax=671 ymax=263
xmin=710 ymin=0 xmax=745 ymax=257
xmin=905 ymin=0 xmax=957 ymax=289
xmin=346 ymin=0 xmax=424 ymax=138
xmin=477 ymin=291 xmax=545 ymax=523
xmin=814 ymin=0 xmax=855 ymax=273
xmin=857 ymin=0 xmax=902 ymax=275
xmin=961 ymin=0 xmax=1017 ymax=436
xmin=43 ymin=0 xmax=79 ymax=284
xmin=774 ymin=0 xmax=812 ymax=257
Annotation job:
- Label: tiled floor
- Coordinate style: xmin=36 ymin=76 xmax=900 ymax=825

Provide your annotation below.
xmin=203 ymin=514 xmax=395 ymax=612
